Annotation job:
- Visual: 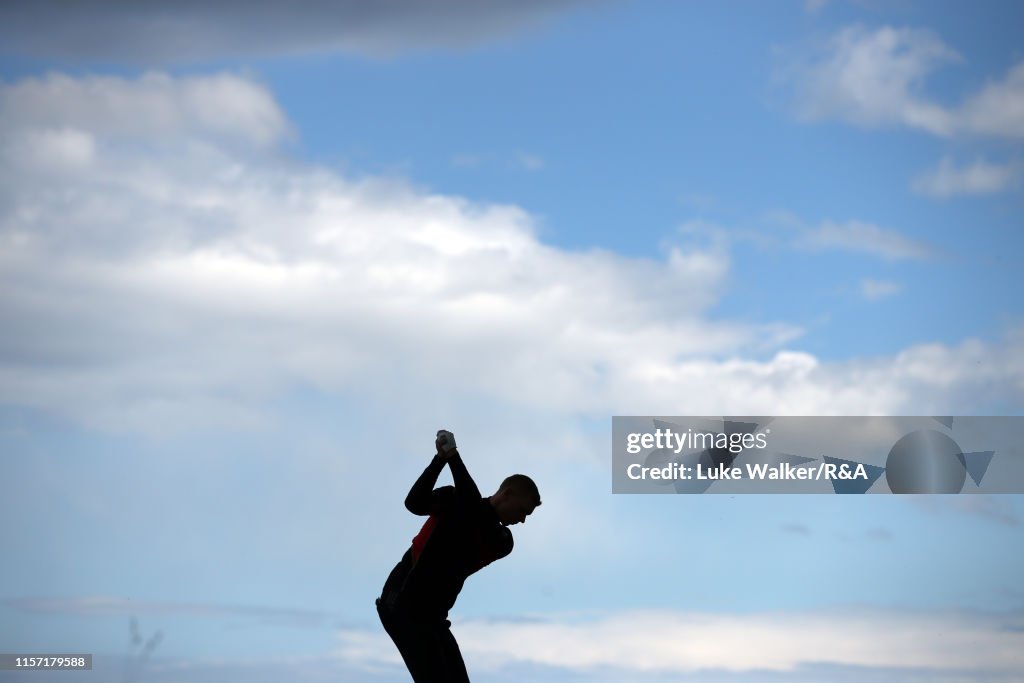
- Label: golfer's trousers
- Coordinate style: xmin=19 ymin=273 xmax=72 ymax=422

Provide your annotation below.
xmin=376 ymin=597 xmax=470 ymax=683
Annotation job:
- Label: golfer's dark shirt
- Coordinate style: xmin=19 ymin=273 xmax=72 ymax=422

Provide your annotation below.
xmin=381 ymin=454 xmax=513 ymax=620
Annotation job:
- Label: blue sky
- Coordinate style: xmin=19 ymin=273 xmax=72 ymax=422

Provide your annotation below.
xmin=1 ymin=1 xmax=1022 ymax=681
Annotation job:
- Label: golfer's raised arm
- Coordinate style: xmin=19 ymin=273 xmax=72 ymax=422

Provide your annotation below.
xmin=404 ymin=453 xmax=447 ymax=515
xmin=446 ymin=450 xmax=482 ymax=504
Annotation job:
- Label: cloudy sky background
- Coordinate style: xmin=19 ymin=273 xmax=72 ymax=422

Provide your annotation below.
xmin=1 ymin=1 xmax=1022 ymax=681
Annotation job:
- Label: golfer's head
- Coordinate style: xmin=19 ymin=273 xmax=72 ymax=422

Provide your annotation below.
xmin=493 ymin=474 xmax=541 ymax=526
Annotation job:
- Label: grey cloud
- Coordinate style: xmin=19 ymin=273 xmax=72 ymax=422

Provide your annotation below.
xmin=2 ymin=595 xmax=346 ymax=628
xmin=0 ymin=72 xmax=292 ymax=148
xmin=911 ymin=496 xmax=1021 ymax=527
xmin=0 ymin=1 xmax=590 ymax=62
xmin=797 ymin=220 xmax=937 ymax=261
xmin=949 ymin=497 xmax=1021 ymax=527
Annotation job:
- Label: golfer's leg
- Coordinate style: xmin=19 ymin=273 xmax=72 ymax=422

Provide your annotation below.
xmin=377 ymin=605 xmax=420 ymax=680
xmin=397 ymin=620 xmax=466 ymax=683
xmin=439 ymin=621 xmax=471 ymax=683
xmin=376 ymin=601 xmax=451 ymax=682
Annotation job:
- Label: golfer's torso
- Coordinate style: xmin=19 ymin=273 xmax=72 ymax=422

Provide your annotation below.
xmin=385 ymin=495 xmax=513 ymax=618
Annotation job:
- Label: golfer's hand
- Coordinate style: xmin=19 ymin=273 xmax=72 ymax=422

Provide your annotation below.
xmin=436 ymin=431 xmax=458 ymax=460
xmin=435 ymin=440 xmax=459 ymax=460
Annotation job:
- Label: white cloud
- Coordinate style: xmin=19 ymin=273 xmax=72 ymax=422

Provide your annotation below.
xmin=912 ymin=156 xmax=1020 ymax=198
xmin=782 ymin=25 xmax=1024 ymax=140
xmin=516 ymin=152 xmax=545 ymax=170
xmin=798 ymin=220 xmax=936 ymax=260
xmin=960 ymin=62 xmax=1024 ymax=139
xmin=338 ymin=606 xmax=1024 ymax=676
xmin=451 ymin=153 xmax=482 ymax=168
xmin=0 ymin=71 xmax=738 ymax=432
xmin=785 ymin=25 xmax=960 ymax=136
xmin=861 ymin=278 xmax=902 ymax=300
xmin=0 ymin=71 xmax=1021 ymax=435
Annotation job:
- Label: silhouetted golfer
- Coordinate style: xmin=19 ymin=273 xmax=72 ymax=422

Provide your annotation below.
xmin=376 ymin=430 xmax=541 ymax=683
